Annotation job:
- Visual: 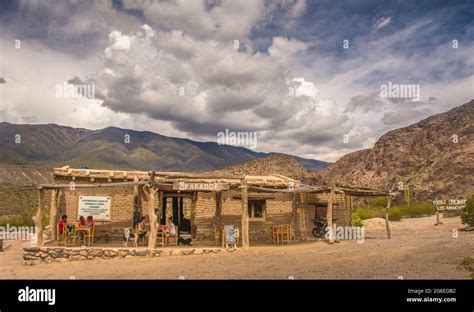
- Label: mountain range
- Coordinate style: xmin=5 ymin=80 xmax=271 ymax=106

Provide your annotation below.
xmin=0 ymin=122 xmax=330 ymax=184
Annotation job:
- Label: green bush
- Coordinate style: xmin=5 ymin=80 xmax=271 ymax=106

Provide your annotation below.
xmin=461 ymin=194 xmax=474 ymax=227
xmin=354 ymin=201 xmax=435 ymax=221
xmin=0 ymin=209 xmax=49 ymax=229
xmin=367 ymin=196 xmax=388 ymax=208
xmin=352 ymin=211 xmax=363 ymax=227
xmin=388 ymin=208 xmax=402 ymax=221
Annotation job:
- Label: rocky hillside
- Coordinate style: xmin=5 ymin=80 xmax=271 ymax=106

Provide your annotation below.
xmin=316 ymin=100 xmax=474 ymax=201
xmin=213 ymin=154 xmax=312 ymax=180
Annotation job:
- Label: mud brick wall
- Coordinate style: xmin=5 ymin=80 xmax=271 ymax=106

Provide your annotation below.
xmin=194 ymin=191 xmax=217 ymax=241
xmin=220 ymin=191 xmax=294 ymax=243
xmin=296 ymin=193 xmax=350 ymax=239
xmin=54 ymin=176 xmax=139 ymax=236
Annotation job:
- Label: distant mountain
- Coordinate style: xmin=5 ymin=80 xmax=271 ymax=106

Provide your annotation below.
xmin=316 ymin=100 xmax=474 ymax=201
xmin=0 ymin=122 xmax=330 ymax=182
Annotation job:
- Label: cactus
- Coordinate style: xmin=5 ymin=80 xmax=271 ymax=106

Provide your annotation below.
xmin=404 ymin=185 xmax=411 ymax=207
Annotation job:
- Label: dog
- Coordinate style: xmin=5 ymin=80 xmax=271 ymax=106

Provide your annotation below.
xmin=122 ymin=228 xmax=137 ymax=247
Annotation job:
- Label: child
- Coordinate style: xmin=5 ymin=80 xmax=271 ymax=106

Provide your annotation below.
xmin=86 ymin=216 xmax=94 ymax=228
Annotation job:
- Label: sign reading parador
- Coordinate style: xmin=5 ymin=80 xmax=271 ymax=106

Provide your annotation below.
xmin=78 ymin=196 xmax=111 ymax=221
xmin=173 ymin=182 xmax=230 ymax=191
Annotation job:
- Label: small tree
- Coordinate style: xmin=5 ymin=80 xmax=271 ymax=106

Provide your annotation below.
xmin=461 ymin=194 xmax=474 ymax=227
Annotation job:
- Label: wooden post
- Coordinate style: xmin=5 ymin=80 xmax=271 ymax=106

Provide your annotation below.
xmin=291 ymin=193 xmax=298 ymax=239
xmin=49 ymin=189 xmax=59 ymax=241
xmin=33 ymin=189 xmax=45 ymax=247
xmin=147 ymin=171 xmax=158 ymax=249
xmin=147 ymin=187 xmax=157 ymax=249
xmin=241 ymin=180 xmax=249 ymax=250
xmin=385 ymin=195 xmax=392 ymax=239
xmin=327 ymin=186 xmax=335 ymax=244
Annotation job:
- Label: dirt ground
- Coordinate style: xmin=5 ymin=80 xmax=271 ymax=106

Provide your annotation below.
xmin=0 ymin=216 xmax=473 ymax=279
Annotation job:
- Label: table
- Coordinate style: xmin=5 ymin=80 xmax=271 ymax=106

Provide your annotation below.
xmin=73 ymin=226 xmax=93 ymax=246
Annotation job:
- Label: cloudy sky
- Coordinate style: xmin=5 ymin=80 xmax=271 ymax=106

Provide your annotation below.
xmin=0 ymin=0 xmax=473 ymax=162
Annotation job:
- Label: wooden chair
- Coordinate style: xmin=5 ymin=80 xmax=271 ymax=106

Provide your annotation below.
xmin=167 ymin=226 xmax=179 ymax=246
xmin=56 ymin=222 xmax=72 ymax=246
xmin=279 ymin=225 xmax=291 ymax=245
xmin=156 ymin=226 xmax=167 ymax=248
xmin=270 ymin=226 xmax=279 ymax=244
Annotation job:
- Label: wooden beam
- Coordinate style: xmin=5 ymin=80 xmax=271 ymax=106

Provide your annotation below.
xmin=241 ymin=180 xmax=249 ymax=249
xmin=49 ymin=189 xmax=59 ymax=241
xmin=326 ymin=186 xmax=335 ymax=244
xmin=33 ymin=189 xmax=45 ymax=247
xmin=385 ymin=195 xmax=392 ymax=239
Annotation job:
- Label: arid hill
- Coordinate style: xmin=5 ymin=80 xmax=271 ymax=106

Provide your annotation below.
xmin=315 ymin=100 xmax=474 ymax=201
xmin=213 ymin=154 xmax=312 ymax=181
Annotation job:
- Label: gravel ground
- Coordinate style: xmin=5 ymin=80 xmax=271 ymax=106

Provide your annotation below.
xmin=0 ymin=216 xmax=472 ymax=279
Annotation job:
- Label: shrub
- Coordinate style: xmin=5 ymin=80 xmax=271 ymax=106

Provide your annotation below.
xmin=0 ymin=209 xmax=49 ymax=229
xmin=461 ymin=194 xmax=474 ymax=226
xmin=352 ymin=211 xmax=363 ymax=227
xmin=354 ymin=201 xmax=435 ymax=222
xmin=367 ymin=196 xmax=388 ymax=208
xmin=388 ymin=208 xmax=402 ymax=221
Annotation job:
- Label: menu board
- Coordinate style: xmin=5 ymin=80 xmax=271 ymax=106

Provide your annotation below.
xmin=224 ymin=225 xmax=236 ymax=245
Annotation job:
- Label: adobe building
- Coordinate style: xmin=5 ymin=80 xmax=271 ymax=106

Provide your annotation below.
xmin=33 ymin=166 xmax=389 ymax=248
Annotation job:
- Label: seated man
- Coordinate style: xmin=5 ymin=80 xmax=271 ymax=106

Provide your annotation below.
xmin=136 ymin=216 xmax=149 ymax=242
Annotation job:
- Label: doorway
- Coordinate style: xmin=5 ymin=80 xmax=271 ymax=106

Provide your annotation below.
xmin=161 ymin=195 xmax=192 ymax=234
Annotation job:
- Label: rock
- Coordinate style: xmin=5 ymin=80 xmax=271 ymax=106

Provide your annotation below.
xmin=90 ymin=250 xmax=103 ymax=257
xmin=69 ymin=255 xmax=82 ymax=261
xmin=79 ymin=250 xmax=88 ymax=257
xmin=24 ymin=247 xmax=40 ymax=252
xmin=50 ymin=252 xmax=64 ymax=259
xmin=181 ymin=250 xmax=194 ymax=256
xmin=362 ymin=218 xmax=396 ymax=229
xmin=134 ymin=250 xmax=147 ymax=257
xmin=24 ymin=255 xmax=37 ymax=261
xmin=170 ymin=250 xmax=182 ymax=256
xmin=194 ymin=249 xmax=204 ymax=255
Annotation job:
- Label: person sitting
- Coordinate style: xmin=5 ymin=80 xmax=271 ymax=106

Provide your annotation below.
xmin=167 ymin=217 xmax=176 ymax=237
xmin=86 ymin=216 xmax=94 ymax=228
xmin=135 ymin=217 xmax=148 ymax=244
xmin=77 ymin=216 xmax=87 ymax=243
xmin=58 ymin=215 xmax=68 ymax=236
xmin=78 ymin=216 xmax=86 ymax=227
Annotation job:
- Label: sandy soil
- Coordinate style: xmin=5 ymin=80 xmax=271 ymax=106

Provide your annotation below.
xmin=0 ymin=216 xmax=473 ymax=279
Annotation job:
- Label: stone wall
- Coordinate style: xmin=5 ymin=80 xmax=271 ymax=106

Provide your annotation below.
xmin=23 ymin=246 xmax=224 ymax=265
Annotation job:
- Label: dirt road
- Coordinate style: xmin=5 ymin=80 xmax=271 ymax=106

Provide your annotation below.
xmin=1 ymin=216 xmax=472 ymax=279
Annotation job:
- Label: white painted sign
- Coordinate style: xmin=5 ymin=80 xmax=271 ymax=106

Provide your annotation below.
xmin=432 ymin=199 xmax=466 ymax=211
xmin=78 ymin=196 xmax=111 ymax=221
xmin=173 ymin=182 xmax=230 ymax=191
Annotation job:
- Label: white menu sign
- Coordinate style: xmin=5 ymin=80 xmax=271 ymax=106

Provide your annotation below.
xmin=78 ymin=196 xmax=111 ymax=221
